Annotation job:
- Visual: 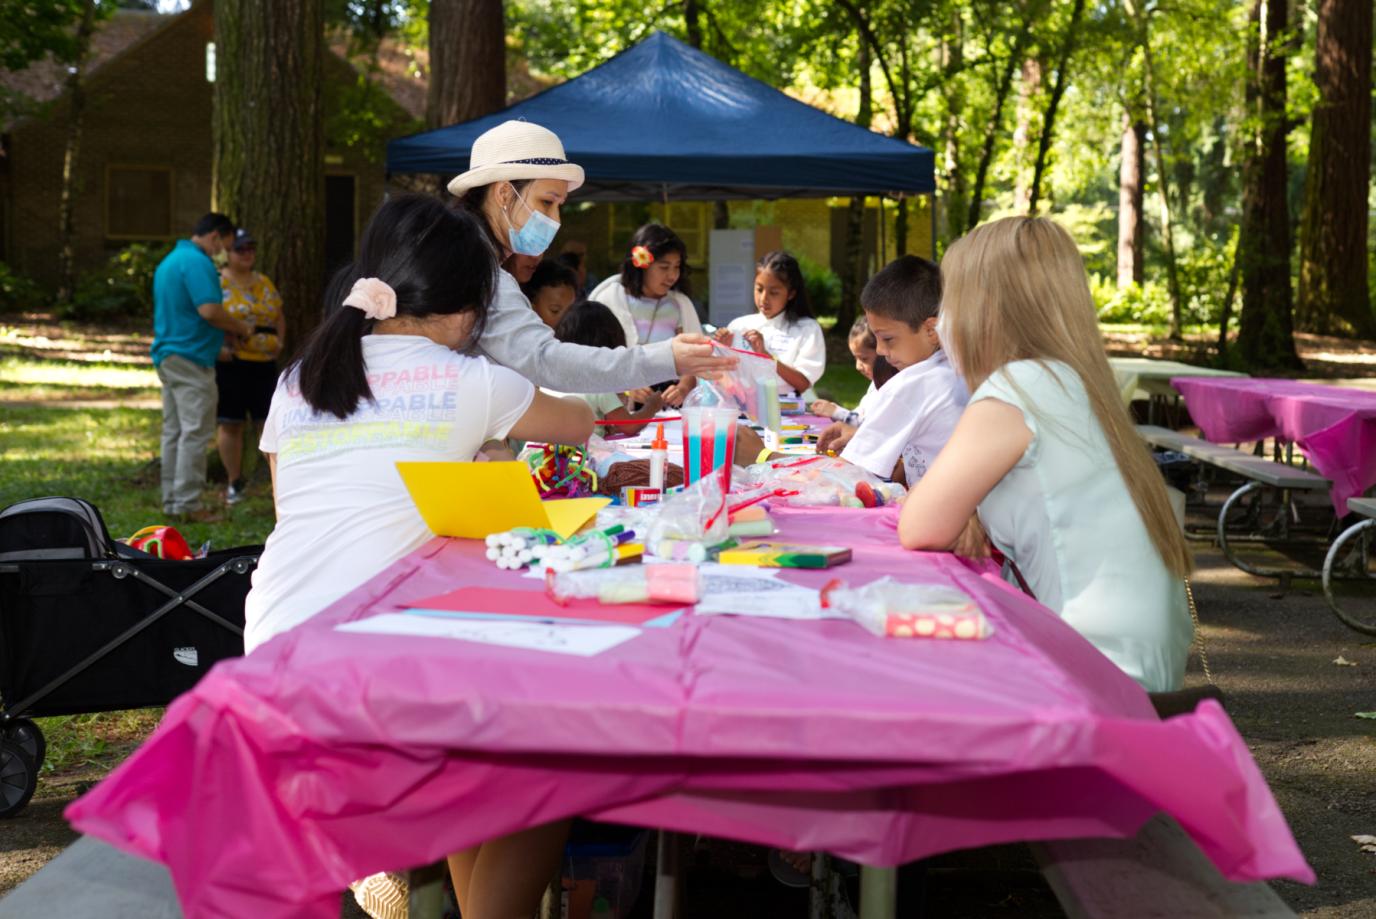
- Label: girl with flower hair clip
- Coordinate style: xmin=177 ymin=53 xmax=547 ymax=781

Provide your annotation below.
xmin=588 ymin=222 xmax=704 ymax=405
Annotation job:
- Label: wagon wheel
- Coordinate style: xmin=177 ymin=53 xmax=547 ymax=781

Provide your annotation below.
xmin=2 ymin=719 xmax=45 ymax=771
xmin=0 ymin=738 xmax=37 ymax=818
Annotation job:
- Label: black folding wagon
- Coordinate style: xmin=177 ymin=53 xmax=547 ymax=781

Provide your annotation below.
xmin=0 ymin=497 xmax=260 ymax=817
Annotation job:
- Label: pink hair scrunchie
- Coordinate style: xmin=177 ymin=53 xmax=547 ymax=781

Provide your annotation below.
xmin=343 ymin=277 xmax=397 ymax=321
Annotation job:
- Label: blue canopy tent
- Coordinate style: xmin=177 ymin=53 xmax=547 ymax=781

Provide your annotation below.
xmin=386 ymin=32 xmax=935 ymax=202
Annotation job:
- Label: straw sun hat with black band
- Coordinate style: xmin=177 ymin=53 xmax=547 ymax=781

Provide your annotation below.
xmin=446 ymin=120 xmax=585 ymax=197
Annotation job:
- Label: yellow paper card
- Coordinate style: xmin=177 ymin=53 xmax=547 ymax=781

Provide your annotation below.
xmin=396 ymin=461 xmax=609 ymax=541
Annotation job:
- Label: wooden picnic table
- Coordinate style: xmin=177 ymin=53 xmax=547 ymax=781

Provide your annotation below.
xmin=1108 ymin=358 xmax=1245 ymax=423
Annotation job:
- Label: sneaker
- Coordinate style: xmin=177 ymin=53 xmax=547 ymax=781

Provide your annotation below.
xmin=226 ymin=479 xmax=247 ymax=505
xmin=350 ymin=872 xmax=410 ymax=919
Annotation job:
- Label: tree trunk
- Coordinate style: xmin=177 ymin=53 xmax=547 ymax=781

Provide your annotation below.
xmin=940 ymin=11 xmax=966 ymax=245
xmin=1237 ymin=0 xmax=1302 ymax=370
xmin=684 ymin=0 xmax=703 ymax=50
xmin=1116 ymin=117 xmax=1145 ymax=287
xmin=55 ymin=0 xmax=97 ymax=305
xmin=967 ymin=20 xmax=1027 ymax=233
xmin=1217 ymin=229 xmax=1242 ymax=359
xmin=427 ymin=0 xmax=504 ymax=130
xmin=1297 ymin=0 xmax=1373 ymax=336
xmin=1027 ymin=0 xmax=1086 ymax=214
xmin=1141 ymin=37 xmax=1186 ymax=339
xmin=214 ymin=0 xmax=325 ymax=360
xmin=895 ymin=199 xmax=908 ymax=258
xmin=839 ymin=40 xmax=873 ymax=335
xmin=1011 ymin=57 xmax=1041 ymax=213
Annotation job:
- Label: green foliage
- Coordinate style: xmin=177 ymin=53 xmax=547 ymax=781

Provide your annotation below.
xmin=324 ymin=71 xmax=422 ymax=163
xmin=814 ymin=361 xmax=869 ymax=406
xmin=1092 ymin=277 xmax=1173 ymax=326
xmin=0 ymin=0 xmax=90 ymax=71
xmin=0 ymin=263 xmax=47 ymax=313
xmin=798 ymin=255 xmax=841 ymax=317
xmin=59 ymin=242 xmax=171 ymax=321
xmin=1093 ymin=232 xmax=1235 ymax=328
xmin=471 ymin=0 xmax=1343 ymax=344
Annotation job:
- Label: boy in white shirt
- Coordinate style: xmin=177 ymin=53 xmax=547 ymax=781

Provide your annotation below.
xmin=738 ymin=257 xmax=967 ymax=485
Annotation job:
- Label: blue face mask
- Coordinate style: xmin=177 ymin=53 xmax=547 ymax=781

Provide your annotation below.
xmin=505 ymin=186 xmax=560 ymax=256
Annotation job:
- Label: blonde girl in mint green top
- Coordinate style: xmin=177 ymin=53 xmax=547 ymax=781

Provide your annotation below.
xmin=898 ymin=217 xmax=1193 ymax=693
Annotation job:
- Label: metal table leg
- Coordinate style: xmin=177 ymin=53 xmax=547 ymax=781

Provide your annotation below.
xmin=652 ymin=831 xmax=684 ymax=919
xmin=858 ymin=866 xmax=896 ymax=919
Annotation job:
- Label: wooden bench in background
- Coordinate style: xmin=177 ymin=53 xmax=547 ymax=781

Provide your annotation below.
xmin=1136 ymin=425 xmax=1332 ymax=582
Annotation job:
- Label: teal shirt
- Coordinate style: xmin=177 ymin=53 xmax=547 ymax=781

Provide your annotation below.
xmin=151 ymin=239 xmax=225 ymax=368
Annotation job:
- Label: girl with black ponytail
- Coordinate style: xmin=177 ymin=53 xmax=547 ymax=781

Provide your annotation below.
xmin=246 ymin=194 xmax=593 ymax=652
xmin=245 ymin=194 xmax=593 ymax=919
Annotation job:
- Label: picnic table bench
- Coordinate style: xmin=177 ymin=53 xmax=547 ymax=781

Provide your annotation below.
xmin=1135 ymin=425 xmax=1331 ymax=582
xmin=1 ymin=816 xmax=1298 ymax=919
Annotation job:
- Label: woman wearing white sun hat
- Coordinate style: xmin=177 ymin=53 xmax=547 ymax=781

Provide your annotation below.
xmin=450 ymin=120 xmax=735 ymax=390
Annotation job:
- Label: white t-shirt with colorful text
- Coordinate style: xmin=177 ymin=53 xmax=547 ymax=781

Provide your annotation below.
xmin=245 ymin=334 xmax=534 ymax=651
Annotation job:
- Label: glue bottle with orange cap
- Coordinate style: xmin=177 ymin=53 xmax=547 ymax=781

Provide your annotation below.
xmin=648 ymin=423 xmax=668 ymax=492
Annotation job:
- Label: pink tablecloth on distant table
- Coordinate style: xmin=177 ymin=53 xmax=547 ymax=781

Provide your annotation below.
xmin=66 ymin=506 xmax=1312 ymax=919
xmin=1173 ymin=376 xmax=1376 ymax=513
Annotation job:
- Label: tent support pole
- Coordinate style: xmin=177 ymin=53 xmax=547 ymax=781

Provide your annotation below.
xmin=930 ymin=192 xmax=937 ymax=260
xmin=879 ymin=196 xmax=887 ymax=265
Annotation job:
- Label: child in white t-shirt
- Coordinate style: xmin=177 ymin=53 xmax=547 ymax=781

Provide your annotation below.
xmin=799 ymin=257 xmax=962 ymax=484
xmin=714 ymin=251 xmax=827 ymax=397
xmin=810 ymin=315 xmax=881 ymax=425
xmin=735 ymin=258 xmax=964 ymax=483
xmin=545 ymin=299 xmax=664 ymax=436
xmin=246 ymin=195 xmax=594 ymax=652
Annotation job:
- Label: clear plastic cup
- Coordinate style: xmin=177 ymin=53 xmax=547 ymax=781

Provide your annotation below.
xmin=681 ymin=405 xmax=738 ymax=492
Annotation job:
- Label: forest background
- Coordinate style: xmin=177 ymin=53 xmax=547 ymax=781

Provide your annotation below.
xmin=3 ymin=0 xmax=1372 ymax=373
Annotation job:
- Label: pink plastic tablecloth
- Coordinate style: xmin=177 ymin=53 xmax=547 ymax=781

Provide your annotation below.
xmin=1173 ymin=376 xmax=1376 ymax=514
xmin=66 ymin=506 xmax=1312 ymax=918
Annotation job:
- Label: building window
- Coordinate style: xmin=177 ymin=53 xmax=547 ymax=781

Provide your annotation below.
xmin=106 ymin=166 xmax=173 ymax=239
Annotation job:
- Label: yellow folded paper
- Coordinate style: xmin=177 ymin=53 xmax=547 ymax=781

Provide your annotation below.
xmin=396 ymin=461 xmax=609 ymax=541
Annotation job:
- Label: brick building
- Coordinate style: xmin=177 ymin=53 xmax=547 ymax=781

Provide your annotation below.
xmin=0 ymin=2 xmax=419 ymax=290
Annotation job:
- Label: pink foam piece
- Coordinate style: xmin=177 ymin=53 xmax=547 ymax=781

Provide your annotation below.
xmin=66 ymin=505 xmax=1313 ymax=919
xmin=404 ymin=585 xmax=676 ymax=625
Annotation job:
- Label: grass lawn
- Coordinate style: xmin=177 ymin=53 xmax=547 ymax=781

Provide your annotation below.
xmin=812 ymin=364 xmax=868 ymax=406
xmin=0 ymin=354 xmax=159 ymax=403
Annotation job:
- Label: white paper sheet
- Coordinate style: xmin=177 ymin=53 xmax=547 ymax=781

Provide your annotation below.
xmin=692 ymin=565 xmax=845 ymax=620
xmin=336 ymin=613 xmax=641 ymax=656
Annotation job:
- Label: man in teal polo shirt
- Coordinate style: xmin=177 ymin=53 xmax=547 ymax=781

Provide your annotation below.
xmin=151 ymin=213 xmax=255 ymax=519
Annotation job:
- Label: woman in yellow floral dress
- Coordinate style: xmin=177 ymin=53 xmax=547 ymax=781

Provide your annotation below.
xmin=217 ymin=228 xmax=285 ymax=504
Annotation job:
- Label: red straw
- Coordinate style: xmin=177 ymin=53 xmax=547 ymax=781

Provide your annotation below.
xmin=594 ymin=416 xmax=682 ymax=425
xmin=724 ymin=488 xmax=799 ymax=520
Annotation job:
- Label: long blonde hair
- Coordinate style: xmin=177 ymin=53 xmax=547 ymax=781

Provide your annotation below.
xmin=941 ymin=217 xmax=1192 ymax=578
